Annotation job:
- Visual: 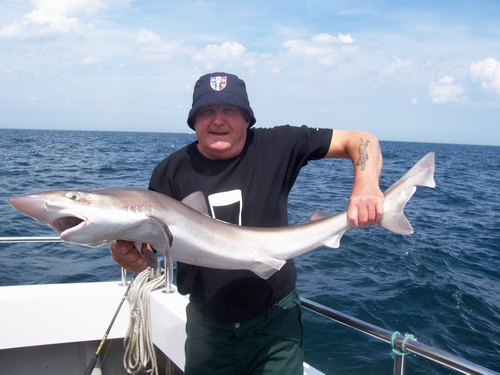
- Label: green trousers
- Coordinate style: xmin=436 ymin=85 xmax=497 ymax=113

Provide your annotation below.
xmin=184 ymin=288 xmax=304 ymax=375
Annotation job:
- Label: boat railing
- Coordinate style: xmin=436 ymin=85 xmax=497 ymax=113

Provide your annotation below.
xmin=300 ymin=297 xmax=499 ymax=375
xmin=1 ymin=236 xmax=62 ymax=243
xmin=2 ymin=236 xmax=499 ymax=375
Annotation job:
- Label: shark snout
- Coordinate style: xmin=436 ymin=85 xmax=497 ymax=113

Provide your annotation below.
xmin=9 ymin=193 xmax=87 ymax=236
xmin=8 ymin=194 xmax=48 ymax=221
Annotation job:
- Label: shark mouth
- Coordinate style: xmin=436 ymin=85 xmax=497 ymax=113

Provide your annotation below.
xmin=53 ymin=216 xmax=87 ymax=235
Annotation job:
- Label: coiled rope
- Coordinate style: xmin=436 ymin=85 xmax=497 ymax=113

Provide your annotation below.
xmin=391 ymin=331 xmax=417 ymax=357
xmin=123 ymin=268 xmax=165 ymax=375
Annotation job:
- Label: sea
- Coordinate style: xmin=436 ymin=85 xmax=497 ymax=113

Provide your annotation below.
xmin=0 ymin=128 xmax=499 ymax=375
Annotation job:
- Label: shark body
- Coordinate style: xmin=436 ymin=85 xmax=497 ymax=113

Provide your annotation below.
xmin=9 ymin=153 xmax=435 ymax=279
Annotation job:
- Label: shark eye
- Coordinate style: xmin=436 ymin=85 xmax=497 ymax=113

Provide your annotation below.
xmin=64 ymin=192 xmax=80 ymax=200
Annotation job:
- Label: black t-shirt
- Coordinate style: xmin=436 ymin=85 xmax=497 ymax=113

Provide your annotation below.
xmin=149 ymin=125 xmax=333 ymax=322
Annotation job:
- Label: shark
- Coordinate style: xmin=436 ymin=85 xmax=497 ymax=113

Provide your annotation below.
xmin=9 ymin=152 xmax=435 ymax=281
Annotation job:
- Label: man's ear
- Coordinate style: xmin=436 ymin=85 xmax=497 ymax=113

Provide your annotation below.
xmin=245 ymin=112 xmax=251 ymax=127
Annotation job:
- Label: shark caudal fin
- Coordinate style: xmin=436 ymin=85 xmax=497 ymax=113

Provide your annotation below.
xmin=380 ymin=152 xmax=436 ymax=235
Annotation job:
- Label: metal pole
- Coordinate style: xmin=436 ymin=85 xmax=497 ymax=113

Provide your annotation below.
xmin=0 ymin=236 xmax=62 ymax=243
xmin=393 ymin=354 xmax=405 ymax=375
xmin=120 ymin=268 xmax=128 ymax=287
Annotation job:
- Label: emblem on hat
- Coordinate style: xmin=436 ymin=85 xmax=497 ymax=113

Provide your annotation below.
xmin=210 ymin=76 xmax=227 ymax=91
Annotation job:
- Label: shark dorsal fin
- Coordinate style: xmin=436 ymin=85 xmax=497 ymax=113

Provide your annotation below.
xmin=309 ymin=208 xmax=329 ymax=222
xmin=181 ymin=191 xmax=209 ymax=215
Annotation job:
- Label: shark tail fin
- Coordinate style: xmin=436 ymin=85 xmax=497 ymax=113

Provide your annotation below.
xmin=380 ymin=152 xmax=436 ymax=235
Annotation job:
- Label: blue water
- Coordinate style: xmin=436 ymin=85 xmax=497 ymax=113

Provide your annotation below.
xmin=0 ymin=129 xmax=499 ymax=374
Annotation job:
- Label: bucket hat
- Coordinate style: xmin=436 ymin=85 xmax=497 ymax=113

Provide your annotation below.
xmin=187 ymin=72 xmax=256 ymax=129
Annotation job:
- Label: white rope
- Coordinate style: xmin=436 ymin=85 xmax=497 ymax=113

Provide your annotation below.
xmin=123 ymin=268 xmax=165 ymax=375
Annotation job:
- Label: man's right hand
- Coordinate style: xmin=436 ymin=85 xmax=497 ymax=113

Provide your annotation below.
xmin=110 ymin=240 xmax=149 ymax=273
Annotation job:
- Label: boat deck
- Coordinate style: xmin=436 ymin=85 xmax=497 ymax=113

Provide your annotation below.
xmin=0 ymin=281 xmax=323 ymax=375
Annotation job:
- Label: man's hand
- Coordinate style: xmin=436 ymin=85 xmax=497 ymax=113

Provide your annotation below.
xmin=110 ymin=240 xmax=149 ymax=273
xmin=347 ymin=185 xmax=384 ymax=228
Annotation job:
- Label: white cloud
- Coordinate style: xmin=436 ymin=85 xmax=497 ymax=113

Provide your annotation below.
xmin=32 ymin=0 xmax=131 ymax=15
xmin=193 ymin=41 xmax=247 ymax=69
xmin=411 ymin=97 xmax=418 ymax=105
xmin=24 ymin=9 xmax=85 ymax=34
xmin=383 ymin=56 xmax=412 ymax=76
xmin=270 ymin=66 xmax=281 ymax=74
xmin=136 ymin=28 xmax=187 ymax=62
xmin=0 ymin=21 xmax=27 ymax=38
xmin=82 ymin=55 xmax=102 ymax=65
xmin=469 ymin=58 xmax=500 ymax=94
xmin=429 ymin=76 xmax=465 ymax=103
xmin=338 ymin=33 xmax=354 ymax=43
xmin=0 ymin=12 xmax=85 ymax=38
xmin=282 ymin=33 xmax=357 ymax=65
xmin=27 ymin=95 xmax=43 ymax=101
xmin=0 ymin=0 xmax=131 ymax=38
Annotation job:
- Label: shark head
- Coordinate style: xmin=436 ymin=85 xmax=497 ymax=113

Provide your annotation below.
xmin=9 ymin=189 xmax=148 ymax=247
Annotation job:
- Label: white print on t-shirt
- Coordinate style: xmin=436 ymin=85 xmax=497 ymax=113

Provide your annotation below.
xmin=207 ymin=189 xmax=242 ymax=226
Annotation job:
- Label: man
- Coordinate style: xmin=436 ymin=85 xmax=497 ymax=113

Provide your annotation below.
xmin=111 ymin=72 xmax=384 ymax=375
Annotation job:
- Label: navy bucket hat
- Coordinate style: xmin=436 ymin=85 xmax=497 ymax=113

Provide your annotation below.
xmin=187 ymin=72 xmax=256 ymax=130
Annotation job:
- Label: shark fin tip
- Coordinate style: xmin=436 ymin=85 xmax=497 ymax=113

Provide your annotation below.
xmin=252 ymin=257 xmax=286 ymax=279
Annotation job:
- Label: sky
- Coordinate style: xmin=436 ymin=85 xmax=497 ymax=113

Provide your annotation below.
xmin=1 ymin=0 xmax=499 ymax=146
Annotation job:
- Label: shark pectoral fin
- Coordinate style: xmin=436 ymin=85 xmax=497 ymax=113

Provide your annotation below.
xmin=323 ymin=231 xmax=345 ymax=248
xmin=133 ymin=241 xmax=143 ymax=254
xmin=149 ymin=216 xmax=174 ymax=289
xmin=146 ymin=216 xmax=173 ymax=251
xmin=252 ymin=256 xmax=287 ymax=279
xmin=132 ymin=240 xmax=159 ymax=270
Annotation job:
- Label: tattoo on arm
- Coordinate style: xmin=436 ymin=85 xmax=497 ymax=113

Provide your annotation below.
xmin=356 ymin=138 xmax=370 ymax=171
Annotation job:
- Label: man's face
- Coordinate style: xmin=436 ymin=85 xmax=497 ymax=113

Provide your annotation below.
xmin=193 ymin=104 xmax=250 ymax=160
